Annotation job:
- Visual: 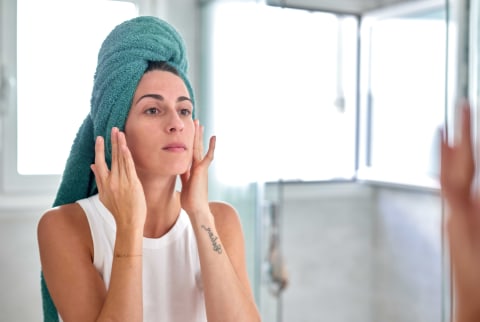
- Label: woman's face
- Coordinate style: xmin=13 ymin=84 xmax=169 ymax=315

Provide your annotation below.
xmin=125 ymin=70 xmax=194 ymax=177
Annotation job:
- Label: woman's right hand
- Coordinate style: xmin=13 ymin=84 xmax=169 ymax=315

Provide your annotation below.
xmin=91 ymin=127 xmax=147 ymax=230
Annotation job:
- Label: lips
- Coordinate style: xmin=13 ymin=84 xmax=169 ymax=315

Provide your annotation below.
xmin=162 ymin=143 xmax=187 ymax=152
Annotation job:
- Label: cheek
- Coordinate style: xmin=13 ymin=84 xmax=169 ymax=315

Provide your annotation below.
xmin=125 ymin=136 xmax=142 ymax=165
xmin=124 ymin=126 xmax=146 ymax=162
xmin=124 ymin=128 xmax=139 ymax=150
xmin=185 ymin=122 xmax=195 ymax=145
xmin=124 ymin=118 xmax=149 ymax=150
xmin=186 ymin=148 xmax=194 ymax=162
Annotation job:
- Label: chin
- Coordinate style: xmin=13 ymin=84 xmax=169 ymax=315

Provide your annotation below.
xmin=171 ymin=163 xmax=191 ymax=176
xmin=138 ymin=162 xmax=190 ymax=178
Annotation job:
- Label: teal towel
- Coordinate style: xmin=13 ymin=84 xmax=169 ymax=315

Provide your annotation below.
xmin=41 ymin=16 xmax=194 ymax=321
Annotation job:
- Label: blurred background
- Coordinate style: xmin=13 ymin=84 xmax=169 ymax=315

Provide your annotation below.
xmin=1 ymin=0 xmax=478 ymax=321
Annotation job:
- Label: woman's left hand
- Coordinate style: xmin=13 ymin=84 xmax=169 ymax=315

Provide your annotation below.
xmin=180 ymin=120 xmax=216 ymax=219
xmin=441 ymin=102 xmax=480 ymax=321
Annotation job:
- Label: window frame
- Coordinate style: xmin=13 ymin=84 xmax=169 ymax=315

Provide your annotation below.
xmin=0 ymin=0 xmax=53 ymax=194
xmin=356 ymin=0 xmax=447 ymax=191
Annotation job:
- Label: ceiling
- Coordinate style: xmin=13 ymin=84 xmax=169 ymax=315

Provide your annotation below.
xmin=266 ymin=0 xmax=425 ymax=15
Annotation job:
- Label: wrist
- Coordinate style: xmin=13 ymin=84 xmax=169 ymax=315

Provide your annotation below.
xmin=114 ymin=253 xmax=142 ymax=258
xmin=188 ymin=209 xmax=214 ymax=225
xmin=114 ymin=227 xmax=143 ymax=255
xmin=116 ymin=225 xmax=144 ymax=237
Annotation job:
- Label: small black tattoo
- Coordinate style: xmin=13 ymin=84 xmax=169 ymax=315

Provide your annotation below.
xmin=201 ymin=225 xmax=223 ymax=254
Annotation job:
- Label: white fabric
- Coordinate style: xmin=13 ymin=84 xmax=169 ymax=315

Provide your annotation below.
xmin=68 ymin=194 xmax=206 ymax=322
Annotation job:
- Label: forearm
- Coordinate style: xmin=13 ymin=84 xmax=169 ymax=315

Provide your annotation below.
xmin=191 ymin=213 xmax=260 ymax=322
xmin=97 ymin=228 xmax=143 ymax=322
xmin=454 ymin=304 xmax=480 ymax=322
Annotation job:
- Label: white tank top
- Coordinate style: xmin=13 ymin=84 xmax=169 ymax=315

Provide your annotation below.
xmin=73 ymin=194 xmax=207 ymax=322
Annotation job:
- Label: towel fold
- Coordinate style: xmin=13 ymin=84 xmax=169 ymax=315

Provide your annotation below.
xmin=41 ymin=16 xmax=194 ymax=321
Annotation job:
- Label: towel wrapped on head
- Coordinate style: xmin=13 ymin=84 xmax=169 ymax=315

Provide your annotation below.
xmin=41 ymin=16 xmax=194 ymax=321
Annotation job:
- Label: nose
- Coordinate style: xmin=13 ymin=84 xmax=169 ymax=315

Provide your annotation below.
xmin=166 ymin=111 xmax=184 ymax=133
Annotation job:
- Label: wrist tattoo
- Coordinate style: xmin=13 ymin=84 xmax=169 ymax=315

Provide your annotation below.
xmin=201 ymin=225 xmax=223 ymax=254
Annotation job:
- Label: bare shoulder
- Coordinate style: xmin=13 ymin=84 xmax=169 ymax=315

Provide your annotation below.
xmin=209 ymin=201 xmax=242 ymax=230
xmin=37 ymin=202 xmax=92 ymax=255
xmin=208 ymin=201 xmax=245 ymax=248
xmin=38 ymin=203 xmax=106 ymax=320
xmin=38 ymin=202 xmax=88 ymax=235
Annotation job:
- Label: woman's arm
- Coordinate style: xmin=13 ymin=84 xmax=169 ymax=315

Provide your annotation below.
xmin=38 ymin=205 xmax=143 ymax=322
xmin=38 ymin=205 xmax=106 ymax=321
xmin=440 ymin=101 xmax=480 ymax=322
xmin=39 ymin=128 xmax=146 ymax=321
xmin=180 ymin=121 xmax=261 ymax=322
xmin=190 ymin=202 xmax=260 ymax=322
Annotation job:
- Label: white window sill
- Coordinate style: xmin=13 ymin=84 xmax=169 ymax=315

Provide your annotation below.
xmin=356 ymin=167 xmax=440 ymax=193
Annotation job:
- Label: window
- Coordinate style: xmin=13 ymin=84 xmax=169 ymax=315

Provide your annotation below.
xmin=204 ymin=1 xmax=358 ymax=184
xmin=357 ymin=1 xmax=446 ymax=189
xmin=1 ymin=0 xmax=138 ymax=192
xmin=17 ymin=0 xmax=138 ymax=175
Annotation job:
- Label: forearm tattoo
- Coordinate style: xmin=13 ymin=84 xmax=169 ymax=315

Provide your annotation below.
xmin=201 ymin=225 xmax=223 ymax=254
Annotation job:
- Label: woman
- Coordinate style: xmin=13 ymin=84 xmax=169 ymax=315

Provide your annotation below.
xmin=441 ymin=100 xmax=480 ymax=322
xmin=37 ymin=16 xmax=261 ymax=322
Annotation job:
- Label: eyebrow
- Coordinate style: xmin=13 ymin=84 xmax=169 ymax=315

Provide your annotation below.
xmin=135 ymin=94 xmax=192 ymax=105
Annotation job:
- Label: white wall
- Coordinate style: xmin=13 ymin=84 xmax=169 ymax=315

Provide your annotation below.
xmin=0 ymin=208 xmax=46 ymax=320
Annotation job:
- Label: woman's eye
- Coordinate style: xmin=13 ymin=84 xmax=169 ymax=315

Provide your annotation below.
xmin=180 ymin=108 xmax=192 ymax=116
xmin=145 ymin=107 xmax=159 ymax=115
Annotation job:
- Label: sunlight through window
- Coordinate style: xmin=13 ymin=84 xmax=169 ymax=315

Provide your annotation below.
xmin=17 ymin=0 xmax=138 ymax=174
xmin=209 ymin=3 xmax=358 ymax=183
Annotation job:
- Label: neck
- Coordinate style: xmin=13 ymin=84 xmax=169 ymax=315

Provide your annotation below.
xmin=139 ymin=175 xmax=181 ymax=238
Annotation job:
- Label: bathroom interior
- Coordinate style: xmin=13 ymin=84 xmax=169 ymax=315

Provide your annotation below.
xmin=0 ymin=0 xmax=477 ymax=321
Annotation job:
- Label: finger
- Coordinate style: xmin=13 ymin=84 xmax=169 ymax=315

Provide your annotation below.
xmin=180 ymin=169 xmax=190 ymax=187
xmin=193 ymin=120 xmax=203 ymax=162
xmin=199 ymin=125 xmax=205 ymax=160
xmin=440 ymin=128 xmax=451 ymax=179
xmin=460 ymin=103 xmax=476 ymax=183
xmin=460 ymin=101 xmax=473 ymax=156
xmin=118 ymin=130 xmax=136 ymax=181
xmin=90 ymin=164 xmax=103 ymax=193
xmin=115 ymin=130 xmax=128 ymax=179
xmin=111 ymin=127 xmax=120 ymax=176
xmin=93 ymin=136 xmax=109 ymax=181
xmin=204 ymin=135 xmax=216 ymax=163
